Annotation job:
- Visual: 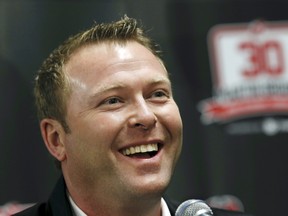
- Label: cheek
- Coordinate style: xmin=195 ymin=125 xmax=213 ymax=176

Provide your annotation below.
xmin=69 ymin=112 xmax=127 ymax=154
xmin=92 ymin=113 xmax=127 ymax=138
xmin=64 ymin=123 xmax=116 ymax=174
xmin=161 ymin=105 xmax=183 ymax=153
xmin=161 ymin=105 xmax=183 ymax=134
xmin=79 ymin=111 xmax=125 ymax=134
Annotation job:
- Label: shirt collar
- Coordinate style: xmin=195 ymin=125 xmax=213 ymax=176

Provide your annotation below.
xmin=161 ymin=197 xmax=172 ymax=216
xmin=68 ymin=194 xmax=171 ymax=216
xmin=68 ymin=194 xmax=86 ymax=216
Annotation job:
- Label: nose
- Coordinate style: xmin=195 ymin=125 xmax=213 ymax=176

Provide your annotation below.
xmin=128 ymin=99 xmax=157 ymax=131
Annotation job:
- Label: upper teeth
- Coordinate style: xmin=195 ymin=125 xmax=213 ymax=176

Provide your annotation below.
xmin=122 ymin=143 xmax=158 ymax=156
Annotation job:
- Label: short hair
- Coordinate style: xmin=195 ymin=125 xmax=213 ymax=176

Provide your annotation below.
xmin=34 ymin=15 xmax=162 ymax=133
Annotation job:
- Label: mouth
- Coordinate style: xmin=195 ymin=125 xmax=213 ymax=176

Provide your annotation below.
xmin=121 ymin=143 xmax=161 ymax=159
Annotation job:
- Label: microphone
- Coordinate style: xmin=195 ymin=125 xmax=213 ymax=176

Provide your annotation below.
xmin=175 ymin=199 xmax=213 ymax=216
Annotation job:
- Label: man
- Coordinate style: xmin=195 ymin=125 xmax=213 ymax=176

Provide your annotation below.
xmin=14 ymin=16 xmax=252 ymax=216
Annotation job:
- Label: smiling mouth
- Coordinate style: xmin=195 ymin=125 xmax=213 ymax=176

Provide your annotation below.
xmin=121 ymin=143 xmax=159 ymax=158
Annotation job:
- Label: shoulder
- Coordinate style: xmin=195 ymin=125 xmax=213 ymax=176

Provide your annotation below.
xmin=12 ymin=203 xmax=50 ymax=216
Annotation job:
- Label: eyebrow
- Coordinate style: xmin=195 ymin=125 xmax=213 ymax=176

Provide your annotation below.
xmin=87 ymin=77 xmax=172 ymax=103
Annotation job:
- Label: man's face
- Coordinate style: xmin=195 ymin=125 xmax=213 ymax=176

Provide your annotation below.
xmin=62 ymin=41 xmax=182 ymax=199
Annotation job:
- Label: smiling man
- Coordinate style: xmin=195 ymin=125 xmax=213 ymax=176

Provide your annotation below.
xmin=14 ymin=16 xmax=182 ymax=216
xmin=14 ymin=16 xmax=253 ymax=216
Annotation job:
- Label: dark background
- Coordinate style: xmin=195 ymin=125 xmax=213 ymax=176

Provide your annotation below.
xmin=1 ymin=1 xmax=288 ymax=215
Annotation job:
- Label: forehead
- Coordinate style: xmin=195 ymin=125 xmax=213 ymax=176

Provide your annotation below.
xmin=64 ymin=41 xmax=168 ymax=83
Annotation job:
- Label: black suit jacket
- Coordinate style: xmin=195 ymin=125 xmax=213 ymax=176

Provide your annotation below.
xmin=13 ymin=177 xmax=253 ymax=216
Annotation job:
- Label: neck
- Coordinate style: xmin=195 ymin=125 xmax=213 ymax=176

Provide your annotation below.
xmin=65 ymin=177 xmax=163 ymax=216
xmin=70 ymin=192 xmax=162 ymax=216
xmin=63 ymin=168 xmax=165 ymax=216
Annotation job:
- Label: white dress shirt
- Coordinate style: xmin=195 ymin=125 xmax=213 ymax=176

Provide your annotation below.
xmin=68 ymin=195 xmax=172 ymax=216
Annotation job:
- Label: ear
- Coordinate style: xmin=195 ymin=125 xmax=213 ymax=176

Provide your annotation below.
xmin=40 ymin=118 xmax=67 ymax=162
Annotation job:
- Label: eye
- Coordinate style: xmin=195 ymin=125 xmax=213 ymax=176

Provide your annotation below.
xmin=152 ymin=90 xmax=168 ymax=98
xmin=102 ymin=97 xmax=123 ymax=105
xmin=149 ymin=90 xmax=170 ymax=102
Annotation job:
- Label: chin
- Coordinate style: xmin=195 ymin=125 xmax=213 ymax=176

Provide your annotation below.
xmin=132 ymin=177 xmax=171 ymax=197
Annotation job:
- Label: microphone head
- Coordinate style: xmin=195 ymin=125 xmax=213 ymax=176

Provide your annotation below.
xmin=175 ymin=199 xmax=213 ymax=216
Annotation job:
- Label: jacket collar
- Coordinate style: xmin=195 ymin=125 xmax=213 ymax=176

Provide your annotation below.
xmin=48 ymin=176 xmax=74 ymax=216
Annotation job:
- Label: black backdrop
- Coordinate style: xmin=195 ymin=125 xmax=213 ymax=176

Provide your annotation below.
xmin=1 ymin=1 xmax=288 ymax=215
